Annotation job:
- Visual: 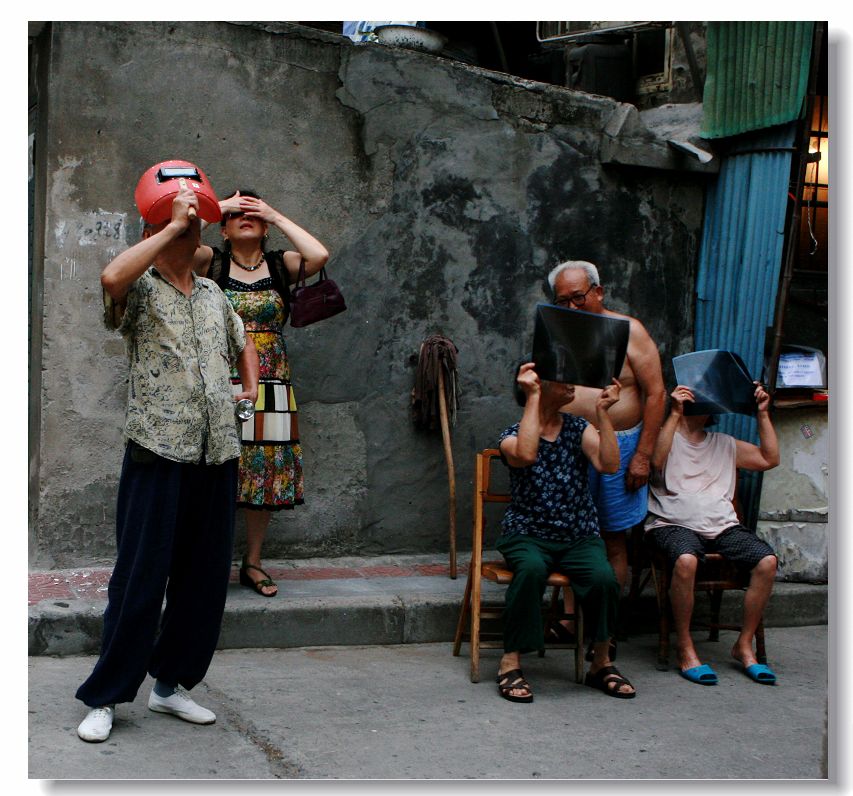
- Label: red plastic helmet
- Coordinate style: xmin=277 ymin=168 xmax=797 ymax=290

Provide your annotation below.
xmin=134 ymin=160 xmax=221 ymax=224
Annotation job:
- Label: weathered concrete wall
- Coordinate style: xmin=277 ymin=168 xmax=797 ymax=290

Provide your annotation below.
xmin=757 ymin=406 xmax=829 ymax=582
xmin=31 ymin=21 xmax=704 ymax=567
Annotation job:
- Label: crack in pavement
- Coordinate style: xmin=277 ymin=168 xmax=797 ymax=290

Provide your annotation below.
xmin=199 ymin=681 xmax=303 ymax=778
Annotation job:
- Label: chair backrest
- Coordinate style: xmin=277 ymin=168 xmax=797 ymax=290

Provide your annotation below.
xmin=478 ymin=448 xmax=511 ymax=505
xmin=471 ymin=449 xmax=511 ymax=575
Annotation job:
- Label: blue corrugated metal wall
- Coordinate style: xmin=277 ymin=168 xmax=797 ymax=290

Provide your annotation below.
xmin=691 ymin=23 xmax=815 ymax=528
xmin=694 ymin=123 xmax=797 ymax=444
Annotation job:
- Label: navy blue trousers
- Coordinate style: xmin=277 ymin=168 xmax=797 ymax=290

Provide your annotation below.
xmin=76 ymin=441 xmax=237 ymax=707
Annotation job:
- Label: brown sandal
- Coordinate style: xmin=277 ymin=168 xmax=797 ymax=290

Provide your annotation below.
xmin=239 ymin=558 xmax=278 ymax=597
xmin=584 ymin=665 xmax=635 ymax=699
xmin=496 ymin=668 xmax=533 ymax=703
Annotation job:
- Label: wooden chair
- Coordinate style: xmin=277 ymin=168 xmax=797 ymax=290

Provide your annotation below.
xmin=452 ymin=448 xmax=585 ymax=684
xmin=648 ymin=478 xmax=767 ymax=670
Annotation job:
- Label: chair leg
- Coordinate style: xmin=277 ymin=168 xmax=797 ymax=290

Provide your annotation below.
xmin=452 ymin=562 xmax=473 ymax=657
xmin=708 ymin=588 xmax=723 ymax=642
xmin=470 ymin=567 xmax=483 ymax=684
xmin=539 ymin=585 xmax=563 ymax=658
xmin=658 ymin=606 xmax=671 ymax=671
xmin=756 ymin=618 xmax=767 ymax=664
xmin=652 ymin=563 xmax=670 ymax=671
xmin=574 ymin=603 xmax=585 ymax=684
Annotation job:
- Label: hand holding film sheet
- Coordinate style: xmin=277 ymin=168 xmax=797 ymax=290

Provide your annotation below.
xmin=672 ymin=349 xmax=757 ymax=416
xmin=531 ymin=303 xmax=629 ymax=388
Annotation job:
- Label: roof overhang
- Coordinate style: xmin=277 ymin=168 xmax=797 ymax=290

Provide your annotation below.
xmin=600 ymin=101 xmax=719 ymax=173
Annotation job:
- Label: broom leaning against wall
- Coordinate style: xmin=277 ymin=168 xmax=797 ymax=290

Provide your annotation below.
xmin=411 ymin=336 xmax=460 ymax=578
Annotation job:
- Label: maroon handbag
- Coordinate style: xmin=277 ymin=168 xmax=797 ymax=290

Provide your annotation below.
xmin=289 ymin=259 xmax=347 ymax=328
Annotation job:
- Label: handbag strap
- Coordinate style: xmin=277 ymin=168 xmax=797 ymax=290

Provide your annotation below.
xmin=295 ymin=259 xmax=328 ymax=288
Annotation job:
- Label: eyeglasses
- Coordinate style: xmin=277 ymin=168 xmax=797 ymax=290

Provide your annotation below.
xmin=223 ymin=211 xmax=245 ymax=222
xmin=554 ymin=284 xmax=596 ymax=308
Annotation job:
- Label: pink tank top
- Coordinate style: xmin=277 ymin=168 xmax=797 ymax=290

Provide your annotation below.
xmin=646 ymin=430 xmax=738 ymax=539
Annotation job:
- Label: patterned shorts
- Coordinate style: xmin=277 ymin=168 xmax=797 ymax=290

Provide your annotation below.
xmin=648 ymin=524 xmax=775 ymax=570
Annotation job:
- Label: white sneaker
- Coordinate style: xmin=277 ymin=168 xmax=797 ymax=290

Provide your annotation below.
xmin=147 ymin=685 xmax=216 ymax=724
xmin=77 ymin=706 xmax=114 ymax=742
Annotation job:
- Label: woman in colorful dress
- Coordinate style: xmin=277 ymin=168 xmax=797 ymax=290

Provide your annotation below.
xmin=195 ymin=190 xmax=329 ymax=596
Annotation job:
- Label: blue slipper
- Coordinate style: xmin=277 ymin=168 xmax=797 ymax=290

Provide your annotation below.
xmin=744 ymin=663 xmax=777 ymax=685
xmin=680 ymin=664 xmax=718 ymax=685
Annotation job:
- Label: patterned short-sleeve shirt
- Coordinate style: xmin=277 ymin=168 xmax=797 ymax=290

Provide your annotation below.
xmin=499 ymin=413 xmax=600 ymax=542
xmin=106 ymin=267 xmax=246 ymax=465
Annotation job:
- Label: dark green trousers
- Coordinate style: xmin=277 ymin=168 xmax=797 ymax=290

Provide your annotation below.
xmin=496 ymin=533 xmax=619 ymax=654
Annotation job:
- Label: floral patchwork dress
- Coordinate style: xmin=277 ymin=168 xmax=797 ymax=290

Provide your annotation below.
xmin=224 ymin=274 xmax=304 ymax=510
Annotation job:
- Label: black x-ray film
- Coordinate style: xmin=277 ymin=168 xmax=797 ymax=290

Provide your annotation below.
xmin=531 ymin=303 xmax=629 ymax=389
xmin=672 ymin=349 xmax=757 ymax=416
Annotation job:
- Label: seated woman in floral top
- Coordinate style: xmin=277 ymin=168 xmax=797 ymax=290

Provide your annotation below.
xmin=495 ymin=362 xmax=636 ymax=702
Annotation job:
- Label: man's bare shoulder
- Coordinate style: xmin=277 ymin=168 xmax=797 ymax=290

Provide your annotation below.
xmin=603 ymin=307 xmax=656 ymax=343
xmin=602 ymin=307 xmax=634 ymax=322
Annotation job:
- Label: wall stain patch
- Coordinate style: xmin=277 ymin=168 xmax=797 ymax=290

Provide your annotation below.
xmin=420 ymin=175 xmax=481 ymax=227
xmin=462 ymin=214 xmax=535 ymax=337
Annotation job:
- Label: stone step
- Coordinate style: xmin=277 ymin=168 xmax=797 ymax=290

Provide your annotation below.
xmin=28 ymin=554 xmax=828 ymax=657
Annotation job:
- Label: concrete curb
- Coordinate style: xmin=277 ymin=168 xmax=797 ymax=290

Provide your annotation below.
xmin=29 ymin=574 xmax=827 ymax=657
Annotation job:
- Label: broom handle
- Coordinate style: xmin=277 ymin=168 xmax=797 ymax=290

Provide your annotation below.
xmin=437 ymin=366 xmax=457 ymax=579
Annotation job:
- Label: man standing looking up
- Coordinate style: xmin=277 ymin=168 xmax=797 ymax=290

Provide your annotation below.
xmin=547 ymin=261 xmax=666 ymax=651
xmin=76 ymin=174 xmax=259 ymax=742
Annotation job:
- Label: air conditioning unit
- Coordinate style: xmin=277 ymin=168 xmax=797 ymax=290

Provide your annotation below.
xmin=538 ymin=22 xmax=675 ymax=97
xmin=536 ymin=21 xmax=661 ymax=43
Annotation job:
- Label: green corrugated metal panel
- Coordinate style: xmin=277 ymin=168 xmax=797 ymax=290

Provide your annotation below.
xmin=701 ymin=21 xmax=814 ymax=139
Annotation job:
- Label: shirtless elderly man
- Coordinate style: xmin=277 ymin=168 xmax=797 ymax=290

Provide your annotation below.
xmin=548 ymin=261 xmax=666 ymax=652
